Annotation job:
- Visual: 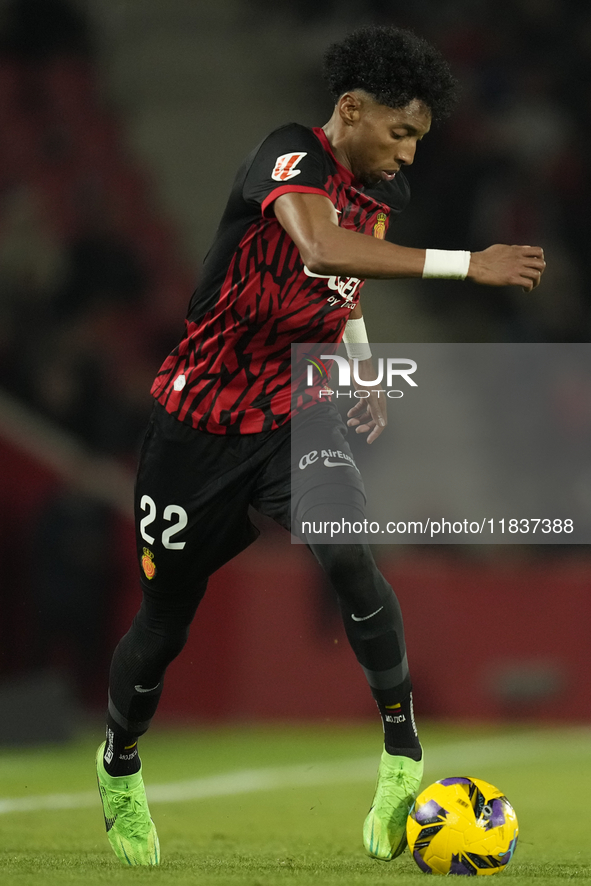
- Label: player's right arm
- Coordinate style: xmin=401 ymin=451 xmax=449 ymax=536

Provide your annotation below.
xmin=273 ymin=192 xmax=546 ymax=291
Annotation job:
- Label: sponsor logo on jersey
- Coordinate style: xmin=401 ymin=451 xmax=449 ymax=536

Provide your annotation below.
xmin=141 ymin=547 xmax=156 ymax=580
xmin=373 ymin=211 xmax=387 ymax=239
xmin=271 ymin=151 xmax=307 ymax=181
xmin=302 ymin=265 xmax=362 ymax=307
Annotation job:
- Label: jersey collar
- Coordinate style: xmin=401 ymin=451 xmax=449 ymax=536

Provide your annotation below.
xmin=313 ymin=127 xmax=363 ymax=189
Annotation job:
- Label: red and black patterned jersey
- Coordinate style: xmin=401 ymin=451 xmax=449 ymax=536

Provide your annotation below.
xmin=151 ymin=123 xmax=410 ymax=434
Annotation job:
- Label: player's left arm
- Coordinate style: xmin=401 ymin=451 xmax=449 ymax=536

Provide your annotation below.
xmin=274 ymin=191 xmax=545 ymax=290
xmin=345 ymin=302 xmax=387 ymax=444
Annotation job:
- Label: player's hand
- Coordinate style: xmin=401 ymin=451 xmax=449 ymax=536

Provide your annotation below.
xmin=468 ymin=245 xmax=546 ymax=292
xmin=346 ymin=358 xmax=387 ymax=444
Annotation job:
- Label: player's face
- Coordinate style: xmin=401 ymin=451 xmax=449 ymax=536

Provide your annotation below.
xmin=346 ymin=97 xmax=432 ymax=186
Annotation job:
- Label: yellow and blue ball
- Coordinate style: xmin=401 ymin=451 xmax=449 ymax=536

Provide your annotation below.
xmin=406 ymin=776 xmax=518 ymax=875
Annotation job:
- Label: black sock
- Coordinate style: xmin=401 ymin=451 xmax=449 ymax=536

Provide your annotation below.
xmin=374 ymin=689 xmax=422 ymax=761
xmin=103 ymin=716 xmax=141 ymax=777
xmin=307 ymin=543 xmax=422 ymax=762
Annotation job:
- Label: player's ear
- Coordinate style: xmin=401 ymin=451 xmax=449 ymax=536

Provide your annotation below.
xmin=338 ymin=92 xmax=362 ymax=126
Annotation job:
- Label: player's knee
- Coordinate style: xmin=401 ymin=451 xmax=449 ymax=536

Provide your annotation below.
xmin=154 ymin=624 xmax=189 ymax=664
xmin=131 ymin=608 xmax=190 ymax=669
xmin=311 ymin=542 xmax=376 ymax=586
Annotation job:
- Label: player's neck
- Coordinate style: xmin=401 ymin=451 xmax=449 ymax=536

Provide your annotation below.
xmin=322 ymin=115 xmax=354 ymax=176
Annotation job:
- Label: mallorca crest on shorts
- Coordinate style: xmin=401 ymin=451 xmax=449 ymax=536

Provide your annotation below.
xmin=141 ymin=547 xmax=156 ymax=580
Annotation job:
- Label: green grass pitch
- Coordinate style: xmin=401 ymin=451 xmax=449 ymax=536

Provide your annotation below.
xmin=0 ymin=722 xmax=589 ymax=885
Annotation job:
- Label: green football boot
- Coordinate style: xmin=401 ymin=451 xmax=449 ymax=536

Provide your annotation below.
xmin=363 ymin=749 xmax=424 ymax=860
xmin=96 ymin=742 xmax=160 ymax=865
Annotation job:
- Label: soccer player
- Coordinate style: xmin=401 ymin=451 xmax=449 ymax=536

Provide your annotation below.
xmin=96 ymin=26 xmax=545 ymax=866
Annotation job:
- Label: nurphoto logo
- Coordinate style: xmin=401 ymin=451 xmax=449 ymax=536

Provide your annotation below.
xmin=304 ymin=353 xmax=418 ymax=400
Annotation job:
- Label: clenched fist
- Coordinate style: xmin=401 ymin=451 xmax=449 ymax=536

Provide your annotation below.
xmin=468 ymin=245 xmax=546 ymax=291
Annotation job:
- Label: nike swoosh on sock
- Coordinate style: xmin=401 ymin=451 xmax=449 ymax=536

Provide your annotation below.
xmin=351 ymin=606 xmax=384 ymax=622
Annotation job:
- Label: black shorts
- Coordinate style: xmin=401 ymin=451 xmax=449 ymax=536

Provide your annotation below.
xmin=134 ymin=401 xmax=366 ymax=592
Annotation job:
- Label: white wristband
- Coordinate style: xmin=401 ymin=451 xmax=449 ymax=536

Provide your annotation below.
xmin=343 ymin=317 xmax=372 ymax=360
xmin=422 ymin=248 xmax=471 ymax=280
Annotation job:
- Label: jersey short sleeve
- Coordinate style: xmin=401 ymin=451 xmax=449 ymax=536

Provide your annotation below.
xmin=243 ymin=123 xmax=330 ymax=218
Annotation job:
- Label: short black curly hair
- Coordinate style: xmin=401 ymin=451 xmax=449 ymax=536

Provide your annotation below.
xmin=323 ymin=26 xmax=459 ymax=121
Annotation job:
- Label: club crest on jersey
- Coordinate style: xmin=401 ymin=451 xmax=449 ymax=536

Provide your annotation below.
xmin=141 ymin=547 xmax=156 ymax=580
xmin=272 ymin=152 xmax=307 ymax=181
xmin=373 ymin=212 xmax=387 ymax=239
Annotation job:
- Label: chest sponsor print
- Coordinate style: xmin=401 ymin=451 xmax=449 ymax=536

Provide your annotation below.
xmin=302 ymin=265 xmax=362 ymax=308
